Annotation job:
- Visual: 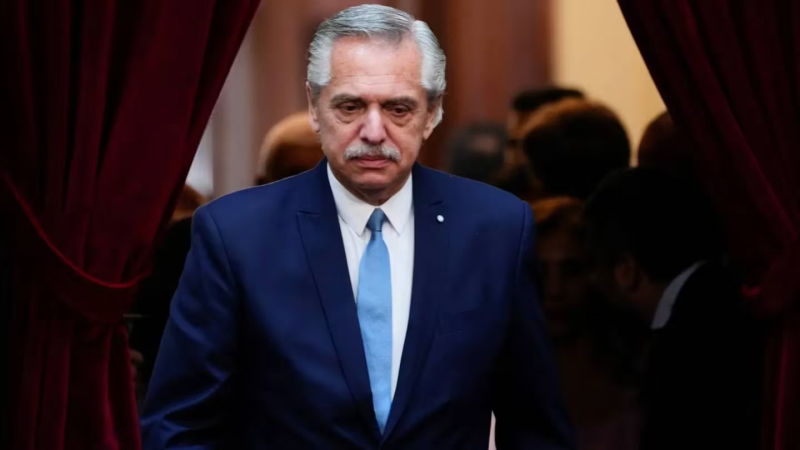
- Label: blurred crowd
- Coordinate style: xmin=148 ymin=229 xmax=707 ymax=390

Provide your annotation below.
xmin=128 ymin=86 xmax=764 ymax=450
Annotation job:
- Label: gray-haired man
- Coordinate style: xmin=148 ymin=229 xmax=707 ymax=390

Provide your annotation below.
xmin=142 ymin=5 xmax=573 ymax=449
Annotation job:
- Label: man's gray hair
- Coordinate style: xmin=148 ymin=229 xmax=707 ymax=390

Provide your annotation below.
xmin=307 ymin=4 xmax=446 ymax=126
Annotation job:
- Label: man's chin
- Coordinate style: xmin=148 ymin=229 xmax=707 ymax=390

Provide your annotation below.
xmin=349 ymin=165 xmax=397 ymax=185
xmin=350 ymin=157 xmax=394 ymax=170
xmin=352 ymin=177 xmax=394 ymax=193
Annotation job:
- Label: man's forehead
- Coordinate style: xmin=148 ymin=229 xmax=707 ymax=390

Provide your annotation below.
xmin=328 ymin=36 xmax=422 ymax=87
xmin=325 ymin=77 xmax=423 ymax=102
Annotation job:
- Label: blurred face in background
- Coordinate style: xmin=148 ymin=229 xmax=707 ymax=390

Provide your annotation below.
xmin=308 ymin=36 xmax=439 ymax=204
xmin=539 ymin=228 xmax=591 ymax=342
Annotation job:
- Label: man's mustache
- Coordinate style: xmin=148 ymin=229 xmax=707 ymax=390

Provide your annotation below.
xmin=343 ymin=144 xmax=401 ymax=162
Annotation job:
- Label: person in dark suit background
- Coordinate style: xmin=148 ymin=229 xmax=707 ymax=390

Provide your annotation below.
xmin=584 ymin=168 xmax=763 ymax=450
xmin=141 ymin=5 xmax=573 ymax=449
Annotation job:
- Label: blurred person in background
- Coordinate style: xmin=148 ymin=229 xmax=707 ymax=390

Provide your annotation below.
xmin=584 ymin=168 xmax=763 ymax=450
xmin=446 ymin=123 xmax=507 ymax=184
xmin=522 ymin=98 xmax=630 ymax=200
xmin=256 ymin=111 xmax=323 ymax=185
xmin=637 ymin=111 xmax=693 ymax=180
xmin=491 ymin=87 xmax=584 ymax=202
xmin=508 ymin=87 xmax=585 ymax=151
xmin=533 ymin=197 xmax=641 ymax=450
xmin=637 ymin=110 xmax=730 ymax=272
xmin=533 ymin=198 xmax=590 ymax=343
xmin=489 ymin=154 xmax=538 ymax=201
xmin=128 ymin=184 xmax=206 ymax=408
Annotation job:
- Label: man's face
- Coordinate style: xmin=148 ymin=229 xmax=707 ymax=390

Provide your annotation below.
xmin=307 ymin=36 xmax=438 ymax=201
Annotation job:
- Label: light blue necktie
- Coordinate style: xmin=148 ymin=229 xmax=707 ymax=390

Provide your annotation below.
xmin=357 ymin=209 xmax=393 ymax=433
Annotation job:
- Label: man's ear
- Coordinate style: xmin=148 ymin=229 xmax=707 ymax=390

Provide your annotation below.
xmin=422 ymin=97 xmax=442 ymax=140
xmin=613 ymin=254 xmax=642 ymax=294
xmin=305 ymin=82 xmax=320 ymax=133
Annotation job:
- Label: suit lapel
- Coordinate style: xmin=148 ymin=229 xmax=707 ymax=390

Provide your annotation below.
xmin=382 ymin=164 xmax=450 ymax=440
xmin=296 ymin=161 xmax=380 ymax=439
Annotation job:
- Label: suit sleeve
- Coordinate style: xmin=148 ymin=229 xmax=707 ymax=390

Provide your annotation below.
xmin=140 ymin=206 xmax=240 ymax=449
xmin=493 ymin=203 xmax=576 ymax=450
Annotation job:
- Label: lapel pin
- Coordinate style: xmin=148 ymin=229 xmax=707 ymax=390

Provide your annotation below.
xmin=437 ymin=215 xmax=444 ymax=223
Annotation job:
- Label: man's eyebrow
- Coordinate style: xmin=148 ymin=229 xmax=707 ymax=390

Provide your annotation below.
xmin=382 ymin=97 xmax=419 ymax=107
xmin=330 ymin=94 xmax=362 ymax=105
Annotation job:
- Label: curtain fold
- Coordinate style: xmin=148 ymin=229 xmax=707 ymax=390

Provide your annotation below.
xmin=617 ymin=1 xmax=800 ymax=449
xmin=1 ymin=1 xmax=260 ymax=448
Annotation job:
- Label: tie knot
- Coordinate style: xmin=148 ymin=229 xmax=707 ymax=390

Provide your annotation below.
xmin=367 ymin=209 xmax=387 ymax=233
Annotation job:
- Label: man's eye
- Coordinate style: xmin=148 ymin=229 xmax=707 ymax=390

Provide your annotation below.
xmin=390 ymin=106 xmax=410 ymax=116
xmin=339 ymin=103 xmax=361 ymax=114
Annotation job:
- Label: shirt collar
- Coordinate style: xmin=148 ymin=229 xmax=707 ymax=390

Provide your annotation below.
xmin=327 ymin=163 xmax=413 ymax=237
xmin=651 ymin=261 xmax=706 ymax=330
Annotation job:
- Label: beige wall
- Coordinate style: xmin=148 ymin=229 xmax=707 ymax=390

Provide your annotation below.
xmin=552 ymin=0 xmax=665 ymax=162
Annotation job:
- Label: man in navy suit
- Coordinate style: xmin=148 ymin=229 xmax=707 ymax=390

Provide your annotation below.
xmin=141 ymin=5 xmax=573 ymax=449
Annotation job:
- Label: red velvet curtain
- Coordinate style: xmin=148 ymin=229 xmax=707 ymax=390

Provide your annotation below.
xmin=617 ymin=1 xmax=800 ymax=449
xmin=0 ymin=1 xmax=260 ymax=448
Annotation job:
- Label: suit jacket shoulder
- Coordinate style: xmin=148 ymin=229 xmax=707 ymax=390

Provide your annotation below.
xmin=415 ymin=165 xmax=532 ymax=238
xmin=417 ymin=166 xmax=527 ymax=212
xmin=201 ymin=170 xmax=312 ymax=227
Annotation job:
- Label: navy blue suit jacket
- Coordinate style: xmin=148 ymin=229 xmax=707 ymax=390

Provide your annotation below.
xmin=141 ymin=162 xmax=574 ymax=449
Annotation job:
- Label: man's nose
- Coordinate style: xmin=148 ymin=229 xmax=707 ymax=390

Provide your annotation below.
xmin=359 ymin=107 xmax=387 ymax=145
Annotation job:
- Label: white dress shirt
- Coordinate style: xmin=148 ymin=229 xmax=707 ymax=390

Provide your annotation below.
xmin=651 ymin=261 xmax=706 ymax=330
xmin=327 ymin=164 xmax=414 ymax=399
